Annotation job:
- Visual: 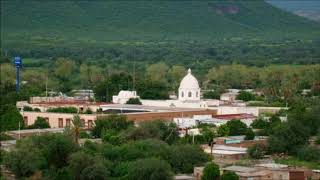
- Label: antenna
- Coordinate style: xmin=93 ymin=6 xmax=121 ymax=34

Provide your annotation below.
xmin=133 ymin=60 xmax=136 ymax=90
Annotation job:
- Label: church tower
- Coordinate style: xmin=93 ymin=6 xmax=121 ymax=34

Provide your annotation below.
xmin=178 ymin=69 xmax=201 ymax=101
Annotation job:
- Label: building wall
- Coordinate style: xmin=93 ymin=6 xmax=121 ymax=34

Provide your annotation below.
xmin=210 ymin=106 xmax=284 ymax=116
xmin=21 ymin=109 xmax=217 ymax=128
xmin=22 ymin=112 xmax=96 ymax=128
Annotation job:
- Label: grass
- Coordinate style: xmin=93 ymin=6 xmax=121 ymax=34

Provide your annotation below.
xmin=275 ymin=157 xmax=320 ymax=169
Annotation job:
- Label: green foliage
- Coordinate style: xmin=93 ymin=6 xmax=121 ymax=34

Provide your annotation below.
xmin=91 ymin=114 xmax=132 ymax=138
xmin=68 ymin=151 xmax=110 ymax=180
xmin=203 ymin=91 xmax=220 ymax=99
xmin=236 ymin=91 xmax=255 ymax=101
xmin=251 ymin=118 xmax=269 ymax=129
xmin=225 ymin=120 xmax=248 ymax=136
xmin=168 ymin=144 xmax=210 ymax=173
xmin=126 ymin=98 xmax=142 ymax=105
xmin=221 ymin=171 xmax=239 ymax=180
xmin=217 ymin=124 xmax=230 ymax=137
xmin=202 ymin=162 xmax=220 ymax=180
xmin=244 ymin=128 xmax=255 ymax=140
xmin=28 ymin=117 xmax=50 ymax=129
xmin=4 ymin=148 xmax=47 ymax=177
xmin=126 ymin=158 xmax=173 ymax=180
xmin=23 ymin=106 xmax=33 ymax=111
xmin=47 ymin=107 xmax=78 ymax=113
xmin=84 ymin=108 xmax=93 ymax=114
xmin=247 ymin=144 xmax=266 ymax=159
xmin=296 ymin=146 xmax=320 ymax=162
xmin=0 ymin=104 xmax=24 ymax=132
xmin=126 ymin=120 xmax=178 ymax=144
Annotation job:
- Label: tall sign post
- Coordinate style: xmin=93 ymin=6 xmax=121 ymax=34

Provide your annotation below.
xmin=14 ymin=56 xmax=22 ymax=93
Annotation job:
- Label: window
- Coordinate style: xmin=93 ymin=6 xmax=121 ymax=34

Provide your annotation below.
xmin=188 ymin=91 xmax=192 ymax=97
xmin=66 ymin=118 xmax=71 ymax=127
xmin=45 ymin=117 xmax=49 ymax=123
xmin=196 ymin=92 xmax=198 ymax=97
xmin=181 ymin=91 xmax=184 ymax=97
xmin=88 ymin=120 xmax=93 ymax=128
xmin=58 ymin=118 xmax=63 ymax=128
xmin=81 ymin=119 xmax=85 ymax=127
xmin=23 ymin=116 xmax=28 ymax=126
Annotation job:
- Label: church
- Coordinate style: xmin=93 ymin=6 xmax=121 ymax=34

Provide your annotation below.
xmin=113 ymin=68 xmax=220 ymax=108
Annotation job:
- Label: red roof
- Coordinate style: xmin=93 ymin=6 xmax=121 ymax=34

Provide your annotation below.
xmin=31 ymin=101 xmax=111 ymax=106
xmin=213 ymin=113 xmax=256 ymax=120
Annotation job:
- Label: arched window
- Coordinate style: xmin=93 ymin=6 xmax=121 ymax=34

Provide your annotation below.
xmin=188 ymin=91 xmax=192 ymax=97
xmin=181 ymin=91 xmax=184 ymax=97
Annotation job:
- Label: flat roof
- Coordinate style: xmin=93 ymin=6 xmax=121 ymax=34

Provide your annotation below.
xmin=6 ymin=128 xmax=64 ymax=135
xmin=223 ymin=166 xmax=257 ymax=173
xmin=100 ymin=104 xmax=207 ymax=112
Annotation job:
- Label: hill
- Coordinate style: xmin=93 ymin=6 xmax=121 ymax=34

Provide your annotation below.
xmin=1 ymin=0 xmax=320 ymax=49
xmin=267 ymin=0 xmax=320 ymax=22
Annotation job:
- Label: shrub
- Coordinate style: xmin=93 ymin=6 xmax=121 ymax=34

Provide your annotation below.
xmin=226 ymin=120 xmax=248 ymax=136
xmin=236 ymin=91 xmax=255 ymax=102
xmin=23 ymin=106 xmax=34 ymax=111
xmin=202 ymin=162 xmax=220 ymax=180
xmin=221 ymin=171 xmax=239 ymax=180
xmin=28 ymin=117 xmax=50 ymax=129
xmin=84 ymin=108 xmax=93 ymax=114
xmin=244 ymin=128 xmax=255 ymax=140
xmin=92 ymin=114 xmax=133 ymax=137
xmin=296 ymin=146 xmax=320 ymax=162
xmin=126 ymin=98 xmax=142 ymax=105
xmin=126 ymin=158 xmax=173 ymax=180
xmin=47 ymin=107 xmax=78 ymax=113
xmin=247 ymin=144 xmax=266 ymax=159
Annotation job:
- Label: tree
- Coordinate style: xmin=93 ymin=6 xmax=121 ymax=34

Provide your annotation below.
xmin=92 ymin=114 xmax=132 ymax=137
xmin=54 ymin=58 xmax=76 ymax=81
xmin=217 ymin=124 xmax=230 ymax=137
xmin=68 ymin=151 xmax=110 ymax=180
xmin=203 ymin=91 xmax=220 ymax=99
xmin=168 ymin=144 xmax=210 ymax=173
xmin=221 ymin=171 xmax=239 ymax=180
xmin=4 ymin=148 xmax=46 ymax=178
xmin=244 ymin=128 xmax=255 ymax=140
xmin=251 ymin=118 xmax=270 ymax=129
xmin=146 ymin=63 xmax=169 ymax=83
xmin=0 ymin=104 xmax=24 ymax=132
xmin=225 ymin=120 xmax=248 ymax=136
xmin=168 ymin=65 xmax=186 ymax=90
xmin=247 ymin=144 xmax=266 ymax=159
xmin=126 ymin=120 xmax=178 ymax=144
xmin=236 ymin=91 xmax=255 ymax=101
xmin=126 ymin=158 xmax=173 ymax=180
xmin=29 ymin=117 xmax=50 ymax=129
xmin=202 ymin=162 xmax=220 ymax=180
xmin=126 ymin=98 xmax=142 ymax=105
xmin=71 ymin=115 xmax=84 ymax=144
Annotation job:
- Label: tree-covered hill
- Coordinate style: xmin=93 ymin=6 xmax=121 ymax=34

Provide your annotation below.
xmin=1 ymin=0 xmax=320 ymax=48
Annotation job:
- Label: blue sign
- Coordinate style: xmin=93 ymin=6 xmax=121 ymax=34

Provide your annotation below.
xmin=14 ymin=56 xmax=22 ymax=67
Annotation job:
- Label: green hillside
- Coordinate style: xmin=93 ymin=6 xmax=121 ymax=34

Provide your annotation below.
xmin=1 ymin=0 xmax=320 ymax=48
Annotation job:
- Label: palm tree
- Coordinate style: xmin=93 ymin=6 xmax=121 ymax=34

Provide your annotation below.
xmin=72 ymin=115 xmax=83 ymax=144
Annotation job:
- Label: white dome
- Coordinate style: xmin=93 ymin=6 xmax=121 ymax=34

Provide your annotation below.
xmin=179 ymin=69 xmax=199 ymax=90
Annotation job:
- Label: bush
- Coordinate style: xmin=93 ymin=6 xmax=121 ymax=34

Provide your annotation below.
xmin=23 ymin=106 xmax=33 ymax=111
xmin=202 ymin=162 xmax=220 ymax=180
xmin=217 ymin=124 xmax=230 ymax=137
xmin=236 ymin=91 xmax=255 ymax=102
xmin=47 ymin=107 xmax=78 ymax=113
xmin=91 ymin=114 xmax=132 ymax=138
xmin=247 ymin=144 xmax=266 ymax=159
xmin=221 ymin=171 xmax=239 ymax=180
xmin=296 ymin=146 xmax=320 ymax=162
xmin=225 ymin=120 xmax=248 ymax=136
xmin=203 ymin=91 xmax=220 ymax=99
xmin=251 ymin=118 xmax=269 ymax=129
xmin=126 ymin=158 xmax=173 ymax=180
xmin=84 ymin=108 xmax=93 ymax=114
xmin=126 ymin=98 xmax=142 ymax=105
xmin=244 ymin=128 xmax=255 ymax=140
xmin=28 ymin=117 xmax=50 ymax=129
